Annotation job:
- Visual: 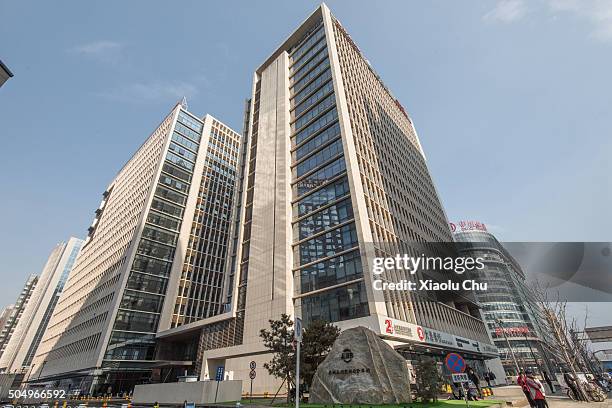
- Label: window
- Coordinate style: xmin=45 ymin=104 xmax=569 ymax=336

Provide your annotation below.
xmin=296 ymin=157 xmax=346 ymax=197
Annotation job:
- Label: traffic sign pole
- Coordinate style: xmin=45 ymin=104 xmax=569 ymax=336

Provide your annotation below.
xmin=295 ymin=318 xmax=302 ymax=408
xmin=249 ymin=361 xmax=256 ymax=403
xmin=446 ymin=354 xmax=468 ymax=408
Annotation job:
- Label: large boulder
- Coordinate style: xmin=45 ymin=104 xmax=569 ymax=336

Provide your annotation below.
xmin=309 ymin=326 xmax=411 ymax=404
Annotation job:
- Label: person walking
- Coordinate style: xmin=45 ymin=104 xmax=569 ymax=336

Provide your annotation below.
xmin=484 ymin=372 xmax=491 ymax=387
xmin=525 ymin=369 xmax=547 ymax=408
xmin=486 ymin=369 xmax=496 ymax=387
xmin=518 ymin=371 xmax=536 ymax=408
xmin=467 ymin=367 xmax=482 ymax=398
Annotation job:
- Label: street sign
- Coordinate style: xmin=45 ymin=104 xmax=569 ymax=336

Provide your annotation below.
xmin=249 ymin=370 xmax=256 ymax=379
xmin=249 ymin=360 xmax=256 ymax=370
xmin=215 ymin=366 xmax=225 ymax=381
xmin=452 ymin=373 xmax=469 ymax=383
xmin=445 ymin=352 xmax=466 ymax=373
xmin=294 ymin=317 xmax=303 ymax=408
xmin=295 ymin=317 xmax=302 ymax=341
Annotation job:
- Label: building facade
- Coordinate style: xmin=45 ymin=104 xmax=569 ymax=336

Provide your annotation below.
xmin=29 ymin=104 xmax=242 ymax=394
xmin=0 ymin=238 xmax=83 ymax=376
xmin=0 ymin=276 xmax=38 ymax=360
xmin=0 ymin=307 xmax=14 ymax=342
xmin=452 ymin=221 xmax=559 ymax=377
xmin=0 ymin=59 xmax=13 ymax=88
xmin=156 ymin=5 xmax=496 ymax=395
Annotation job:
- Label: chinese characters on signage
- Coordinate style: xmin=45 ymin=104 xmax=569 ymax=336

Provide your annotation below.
xmin=449 ymin=221 xmax=487 ymax=233
xmin=384 ymin=318 xmax=415 ymax=338
xmin=494 ymin=326 xmax=530 ymax=336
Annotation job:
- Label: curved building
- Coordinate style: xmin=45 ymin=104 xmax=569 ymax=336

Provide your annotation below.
xmin=453 ymin=221 xmax=559 ymax=377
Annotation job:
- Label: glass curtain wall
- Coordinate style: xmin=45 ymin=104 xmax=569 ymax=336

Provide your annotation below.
xmin=290 ymin=22 xmax=368 ymax=324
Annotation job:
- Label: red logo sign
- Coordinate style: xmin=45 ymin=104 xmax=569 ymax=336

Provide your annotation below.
xmin=451 ymin=220 xmax=487 ymax=233
xmin=384 ymin=319 xmax=394 ymax=334
xmin=417 ymin=326 xmax=425 ymax=341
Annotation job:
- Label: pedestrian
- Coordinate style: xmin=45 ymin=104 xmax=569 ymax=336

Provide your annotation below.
xmin=467 ymin=367 xmax=482 ymax=398
xmin=484 ymin=372 xmax=491 ymax=388
xmin=525 ymin=369 xmax=547 ymax=408
xmin=542 ymin=370 xmax=555 ymax=394
xmin=488 ymin=369 xmax=497 ymax=386
xmin=517 ymin=370 xmax=536 ymax=408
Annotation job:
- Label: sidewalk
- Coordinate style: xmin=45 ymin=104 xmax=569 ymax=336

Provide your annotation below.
xmin=547 ymin=395 xmax=612 ymax=408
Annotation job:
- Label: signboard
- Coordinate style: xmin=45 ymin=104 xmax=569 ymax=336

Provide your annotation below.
xmin=379 ymin=316 xmax=498 ymax=356
xmin=416 ymin=326 xmax=425 ymax=341
xmin=215 ymin=366 xmax=225 ymax=381
xmin=295 ymin=317 xmax=303 ymax=341
xmin=452 ymin=373 xmax=469 ymax=383
xmin=454 ymin=336 xmax=481 ymax=353
xmin=450 ymin=221 xmax=487 ymax=233
xmin=445 ymin=353 xmax=466 ymax=374
xmin=422 ymin=327 xmax=455 ymax=347
xmin=494 ymin=326 xmax=530 ymax=336
xmin=380 ymin=316 xmax=421 ymax=341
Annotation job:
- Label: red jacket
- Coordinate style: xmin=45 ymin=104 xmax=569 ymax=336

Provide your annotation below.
xmin=526 ymin=377 xmax=546 ymax=400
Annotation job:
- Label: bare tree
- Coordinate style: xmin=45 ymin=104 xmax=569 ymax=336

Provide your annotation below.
xmin=532 ymin=282 xmax=590 ymax=401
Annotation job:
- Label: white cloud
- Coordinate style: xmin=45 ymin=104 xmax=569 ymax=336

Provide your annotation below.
xmin=546 ymin=0 xmax=612 ymax=41
xmin=72 ymin=40 xmax=122 ymax=55
xmin=483 ymin=0 xmax=528 ymax=23
xmin=97 ymin=80 xmax=199 ymax=104
xmin=483 ymin=0 xmax=612 ymax=42
xmin=70 ymin=40 xmax=124 ymax=64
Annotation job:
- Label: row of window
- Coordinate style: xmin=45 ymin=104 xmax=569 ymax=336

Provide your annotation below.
xmin=297 ymin=197 xmax=354 ymax=239
xmin=296 ymin=157 xmax=346 ymax=197
xmin=298 ymin=223 xmax=358 ymax=265
xmin=295 ymin=122 xmax=341 ymax=160
xmin=291 ymin=57 xmax=330 ymax=93
xmin=297 ymin=281 xmax=368 ymax=325
xmin=291 ymin=45 xmax=329 ymax=84
xmin=297 ymin=249 xmax=362 ymax=293
xmin=290 ymin=24 xmax=325 ymax=61
xmin=292 ymin=71 xmax=333 ymax=112
xmin=294 ymin=107 xmax=338 ymax=145
xmin=296 ymin=138 xmax=344 ymax=177
xmin=290 ymin=35 xmax=327 ymax=74
xmin=293 ymin=92 xmax=336 ymax=132
xmin=296 ymin=176 xmax=350 ymax=217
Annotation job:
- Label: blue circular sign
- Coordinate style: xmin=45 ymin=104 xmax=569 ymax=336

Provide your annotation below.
xmin=445 ymin=353 xmax=466 ymax=373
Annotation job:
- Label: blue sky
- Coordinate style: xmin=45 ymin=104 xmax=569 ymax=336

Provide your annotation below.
xmin=1 ymin=0 xmax=611 ymax=324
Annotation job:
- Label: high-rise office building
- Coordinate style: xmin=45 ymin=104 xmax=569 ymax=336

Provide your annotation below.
xmin=452 ymin=221 xmax=559 ymax=377
xmin=29 ymin=103 xmax=242 ymax=394
xmin=156 ymin=4 xmax=495 ymax=395
xmin=0 ymin=276 xmax=38 ymax=360
xmin=0 ymin=238 xmax=83 ymax=375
